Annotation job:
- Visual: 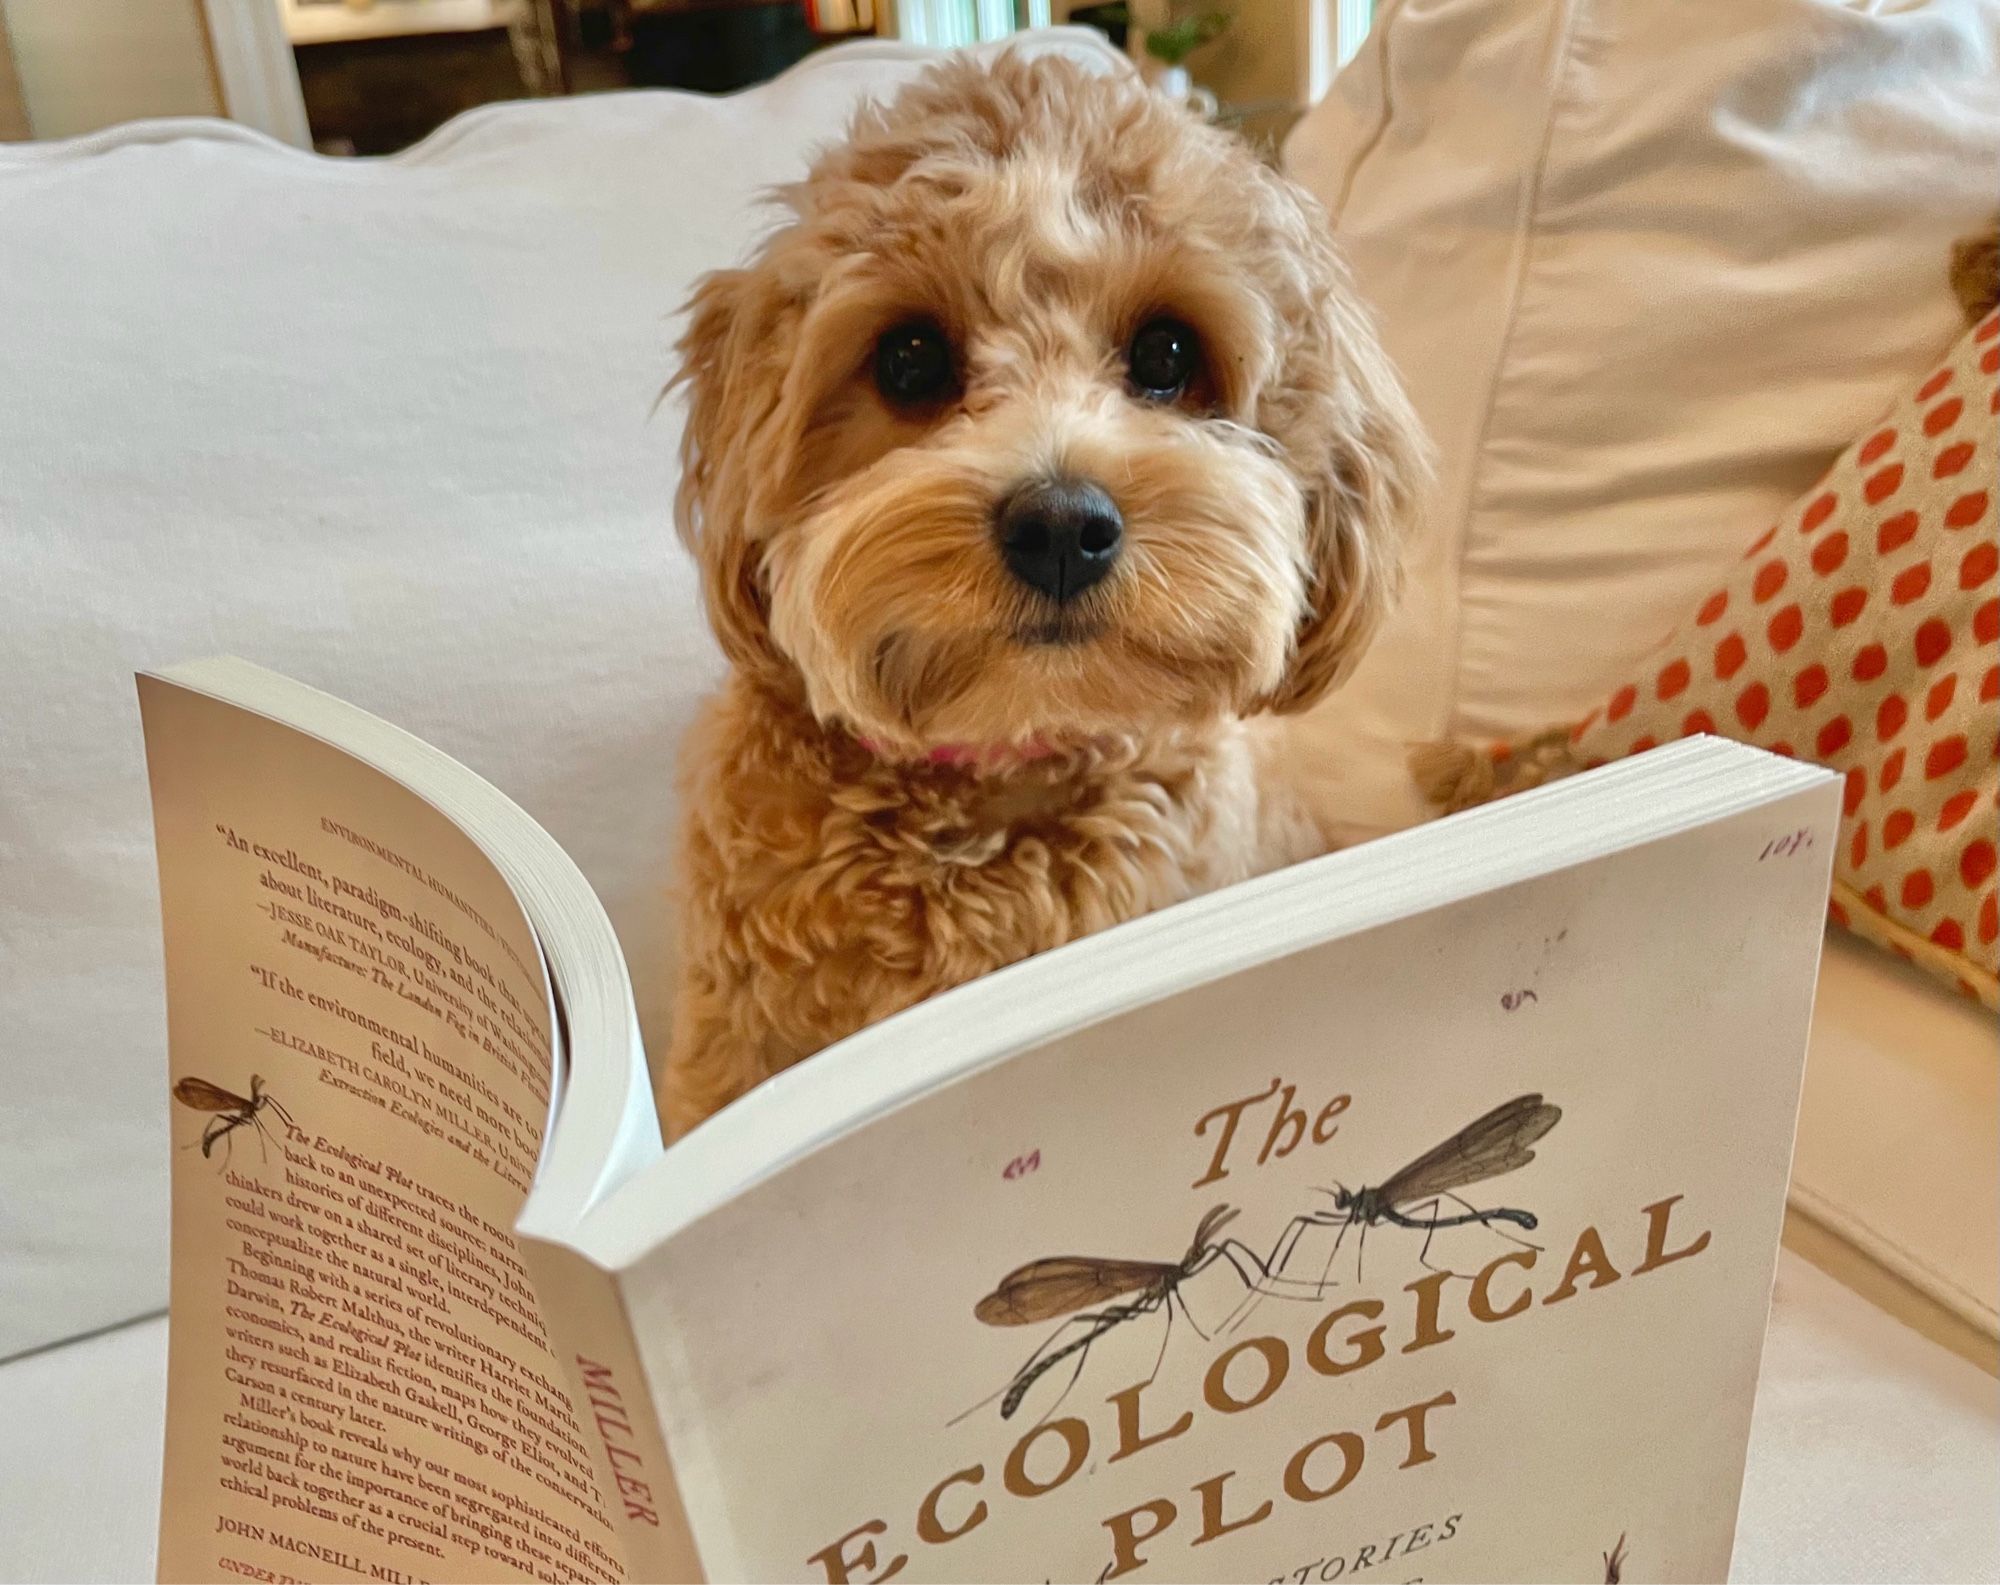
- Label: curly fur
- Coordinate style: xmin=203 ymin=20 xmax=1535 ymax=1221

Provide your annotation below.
xmin=1951 ymin=216 xmax=1998 ymax=324
xmin=659 ymin=53 xmax=1425 ymax=1136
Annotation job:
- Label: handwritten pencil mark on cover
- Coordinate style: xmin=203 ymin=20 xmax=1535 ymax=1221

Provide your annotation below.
xmin=1603 ymin=1532 xmax=1627 ymax=1583
xmin=1758 ymin=828 xmax=1814 ymax=861
xmin=1259 ymin=1093 xmax=1562 ymax=1299
xmin=172 ymin=1073 xmax=294 ymax=1168
xmin=960 ymin=1204 xmax=1286 ymax=1423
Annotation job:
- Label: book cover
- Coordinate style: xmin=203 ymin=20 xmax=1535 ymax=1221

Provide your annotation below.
xmin=613 ymin=789 xmax=1836 ymax=1582
xmin=141 ymin=662 xmax=1839 ymax=1584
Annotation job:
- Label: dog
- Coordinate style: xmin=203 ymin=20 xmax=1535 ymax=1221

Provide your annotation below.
xmin=658 ymin=52 xmax=1425 ymax=1137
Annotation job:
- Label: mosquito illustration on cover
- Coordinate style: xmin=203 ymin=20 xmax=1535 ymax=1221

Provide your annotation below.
xmin=1258 ymin=1092 xmax=1562 ymax=1298
xmin=959 ymin=1204 xmax=1294 ymax=1424
xmin=172 ymin=1073 xmax=295 ymax=1168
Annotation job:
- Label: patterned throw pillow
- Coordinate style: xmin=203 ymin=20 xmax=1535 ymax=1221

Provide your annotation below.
xmin=1416 ymin=314 xmax=1998 ymax=1008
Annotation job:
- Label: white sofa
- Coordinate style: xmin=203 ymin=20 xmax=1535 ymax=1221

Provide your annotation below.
xmin=1 ymin=24 xmax=1994 ymax=1584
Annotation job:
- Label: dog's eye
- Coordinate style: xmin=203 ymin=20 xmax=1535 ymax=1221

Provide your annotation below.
xmin=1126 ymin=317 xmax=1202 ymax=401
xmin=874 ymin=318 xmax=957 ymax=407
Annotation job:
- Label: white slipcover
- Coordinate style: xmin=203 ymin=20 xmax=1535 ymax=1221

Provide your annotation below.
xmin=0 ymin=33 xmax=1122 ymax=1360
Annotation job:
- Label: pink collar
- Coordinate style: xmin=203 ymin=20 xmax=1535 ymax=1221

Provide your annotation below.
xmin=854 ymin=734 xmax=1068 ymax=771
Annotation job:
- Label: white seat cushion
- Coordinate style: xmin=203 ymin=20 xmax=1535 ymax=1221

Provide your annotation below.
xmin=1732 ymin=1253 xmax=2000 ymax=1583
xmin=0 ymin=31 xmax=1124 ymax=1361
xmin=1791 ymin=933 xmax=1998 ymax=1343
xmin=4 ymin=1251 xmax=1990 ymax=1584
xmin=0 ymin=1316 xmax=167 ymax=1583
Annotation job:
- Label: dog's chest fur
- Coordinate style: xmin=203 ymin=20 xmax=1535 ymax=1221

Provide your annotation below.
xmin=662 ymin=681 xmax=1308 ymax=1132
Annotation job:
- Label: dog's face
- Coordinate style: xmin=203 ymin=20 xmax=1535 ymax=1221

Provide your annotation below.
xmin=675 ymin=55 xmax=1424 ymax=753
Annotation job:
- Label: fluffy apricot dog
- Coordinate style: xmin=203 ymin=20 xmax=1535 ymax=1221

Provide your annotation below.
xmin=659 ymin=52 xmax=1424 ymax=1136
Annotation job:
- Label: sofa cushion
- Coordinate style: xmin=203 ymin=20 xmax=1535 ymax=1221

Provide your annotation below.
xmin=1789 ymin=932 xmax=1999 ymax=1346
xmin=0 ymin=31 xmax=1123 ymax=1359
xmin=1283 ymin=0 xmax=2000 ymax=846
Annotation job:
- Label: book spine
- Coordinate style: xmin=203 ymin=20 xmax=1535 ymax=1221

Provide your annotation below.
xmin=519 ymin=1238 xmax=704 ymax=1585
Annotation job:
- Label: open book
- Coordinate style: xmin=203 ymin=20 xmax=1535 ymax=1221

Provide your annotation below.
xmin=141 ymin=658 xmax=1840 ymax=1584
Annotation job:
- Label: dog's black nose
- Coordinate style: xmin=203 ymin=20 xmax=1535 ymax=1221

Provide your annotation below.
xmin=997 ymin=478 xmax=1123 ymax=604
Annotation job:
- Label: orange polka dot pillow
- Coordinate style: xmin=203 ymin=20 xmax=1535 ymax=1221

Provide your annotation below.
xmin=1417 ymin=312 xmax=1998 ymax=1008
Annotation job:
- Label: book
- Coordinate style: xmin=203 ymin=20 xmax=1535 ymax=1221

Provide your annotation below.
xmin=141 ymin=656 xmax=1840 ymax=1584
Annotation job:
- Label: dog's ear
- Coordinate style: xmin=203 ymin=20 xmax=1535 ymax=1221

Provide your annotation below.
xmin=673 ymin=265 xmax=797 ymax=681
xmin=1258 ymin=288 xmax=1427 ymax=716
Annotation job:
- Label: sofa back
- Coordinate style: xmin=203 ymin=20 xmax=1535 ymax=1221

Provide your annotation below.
xmin=0 ymin=34 xmax=1122 ymax=1357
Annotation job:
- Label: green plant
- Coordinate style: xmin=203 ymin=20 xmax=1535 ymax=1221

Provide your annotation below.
xmin=1143 ymin=8 xmax=1230 ymax=66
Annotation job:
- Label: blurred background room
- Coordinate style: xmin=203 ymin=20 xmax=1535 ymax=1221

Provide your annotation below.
xmin=0 ymin=0 xmax=1369 ymax=154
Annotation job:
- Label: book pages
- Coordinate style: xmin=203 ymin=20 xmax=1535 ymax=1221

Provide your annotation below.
xmin=143 ymin=679 xmax=629 ymax=1584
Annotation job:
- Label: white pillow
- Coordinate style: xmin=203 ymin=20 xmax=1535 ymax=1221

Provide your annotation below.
xmin=0 ymin=32 xmax=1125 ymax=1357
xmin=1284 ymin=0 xmax=2000 ymax=842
